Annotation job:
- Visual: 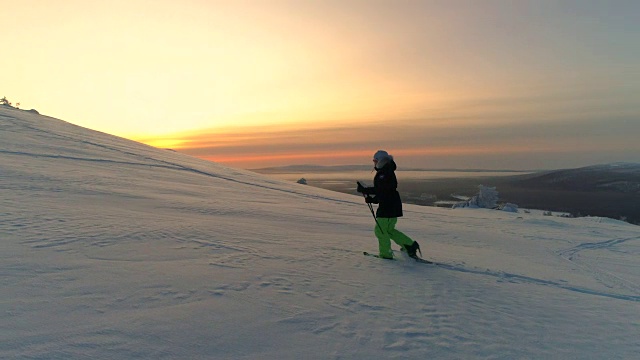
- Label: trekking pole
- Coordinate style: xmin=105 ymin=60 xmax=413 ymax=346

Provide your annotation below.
xmin=358 ymin=182 xmax=384 ymax=234
xmin=366 ymin=196 xmax=384 ymax=234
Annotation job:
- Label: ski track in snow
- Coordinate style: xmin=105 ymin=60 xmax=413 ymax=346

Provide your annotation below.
xmin=556 ymin=236 xmax=640 ymax=298
xmin=559 ymin=236 xmax=639 ymax=261
xmin=3 ymin=108 xmax=640 ymax=359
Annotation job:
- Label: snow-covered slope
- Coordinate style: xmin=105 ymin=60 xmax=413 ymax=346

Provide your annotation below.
xmin=2 ymin=107 xmax=639 ymax=359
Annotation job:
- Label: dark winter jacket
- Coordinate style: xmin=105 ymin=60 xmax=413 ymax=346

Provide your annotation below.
xmin=362 ymin=160 xmax=403 ymax=218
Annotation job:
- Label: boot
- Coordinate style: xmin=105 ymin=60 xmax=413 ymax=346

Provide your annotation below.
xmin=406 ymin=241 xmax=421 ymax=258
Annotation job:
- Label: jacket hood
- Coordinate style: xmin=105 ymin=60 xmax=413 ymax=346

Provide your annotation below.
xmin=373 ymin=150 xmax=394 ymax=170
xmin=376 ymin=159 xmax=397 ymax=172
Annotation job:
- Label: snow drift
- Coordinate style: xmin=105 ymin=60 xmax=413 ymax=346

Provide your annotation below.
xmin=1 ymin=107 xmax=639 ymax=359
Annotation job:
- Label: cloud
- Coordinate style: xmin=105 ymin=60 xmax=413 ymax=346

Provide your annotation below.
xmin=140 ymin=108 xmax=638 ymax=170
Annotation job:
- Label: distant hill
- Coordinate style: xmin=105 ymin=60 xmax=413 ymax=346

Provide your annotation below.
xmin=494 ymin=163 xmax=640 ymax=224
xmin=512 ymin=163 xmax=640 ymax=192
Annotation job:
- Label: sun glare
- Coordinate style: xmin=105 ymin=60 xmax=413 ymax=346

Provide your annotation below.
xmin=137 ymin=138 xmax=188 ymax=150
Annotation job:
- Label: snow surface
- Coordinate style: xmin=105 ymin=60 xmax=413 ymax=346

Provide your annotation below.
xmin=1 ymin=107 xmax=639 ymax=359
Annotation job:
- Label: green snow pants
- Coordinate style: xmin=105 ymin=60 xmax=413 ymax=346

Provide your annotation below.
xmin=374 ymin=217 xmax=414 ymax=259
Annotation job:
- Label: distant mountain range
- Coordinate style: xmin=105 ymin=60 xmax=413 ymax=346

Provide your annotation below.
xmin=512 ymin=162 xmax=640 ymax=193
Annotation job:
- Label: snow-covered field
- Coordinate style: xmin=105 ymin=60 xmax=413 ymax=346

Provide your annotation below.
xmin=2 ymin=107 xmax=639 ymax=359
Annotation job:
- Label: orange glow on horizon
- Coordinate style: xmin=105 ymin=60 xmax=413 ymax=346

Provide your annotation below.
xmin=198 ymin=149 xmax=373 ymax=165
xmin=183 ymin=143 xmax=571 ymax=168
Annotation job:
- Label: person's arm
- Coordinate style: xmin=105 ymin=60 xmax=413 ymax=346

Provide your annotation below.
xmin=356 ymin=181 xmax=376 ymax=195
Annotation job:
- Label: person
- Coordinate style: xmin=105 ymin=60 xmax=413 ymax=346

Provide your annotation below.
xmin=357 ymin=150 xmax=421 ymax=259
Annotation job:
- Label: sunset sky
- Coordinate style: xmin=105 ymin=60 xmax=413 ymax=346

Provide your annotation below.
xmin=2 ymin=0 xmax=638 ymax=170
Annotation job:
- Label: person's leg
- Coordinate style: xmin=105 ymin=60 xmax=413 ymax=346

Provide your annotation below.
xmin=387 ymin=218 xmax=421 ymax=256
xmin=374 ymin=218 xmax=394 ymax=259
xmin=386 ymin=218 xmax=415 ymax=249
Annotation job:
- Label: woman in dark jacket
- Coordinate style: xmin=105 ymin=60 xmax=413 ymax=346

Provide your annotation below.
xmin=357 ymin=150 xmax=420 ymax=259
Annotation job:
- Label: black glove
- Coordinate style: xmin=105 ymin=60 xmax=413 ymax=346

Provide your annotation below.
xmin=356 ymin=182 xmax=365 ymax=193
xmin=365 ymin=195 xmax=378 ymax=204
